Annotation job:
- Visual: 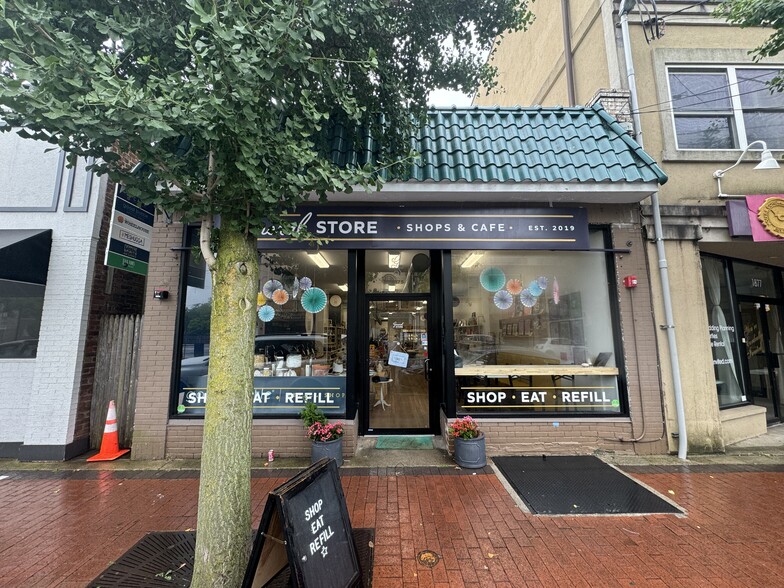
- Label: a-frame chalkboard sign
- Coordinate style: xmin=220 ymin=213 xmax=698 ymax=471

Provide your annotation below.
xmin=242 ymin=458 xmax=361 ymax=588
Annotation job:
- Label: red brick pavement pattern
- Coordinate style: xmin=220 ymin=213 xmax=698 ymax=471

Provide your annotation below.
xmin=0 ymin=469 xmax=783 ymax=587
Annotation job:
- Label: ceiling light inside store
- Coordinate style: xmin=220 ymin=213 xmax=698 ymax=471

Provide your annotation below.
xmin=460 ymin=252 xmax=484 ymax=268
xmin=388 ymin=251 xmax=401 ymax=269
xmin=338 ymin=284 xmax=348 ymax=291
xmin=307 ymin=252 xmax=330 ymax=268
xmin=387 ymin=284 xmax=396 ymax=292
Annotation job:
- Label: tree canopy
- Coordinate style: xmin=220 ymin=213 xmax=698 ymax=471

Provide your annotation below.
xmin=0 ymin=0 xmax=533 ymax=234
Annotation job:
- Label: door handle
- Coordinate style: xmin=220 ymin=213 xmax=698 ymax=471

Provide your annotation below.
xmin=424 ymin=358 xmax=431 ymax=381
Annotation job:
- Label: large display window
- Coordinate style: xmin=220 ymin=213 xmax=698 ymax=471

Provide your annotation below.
xmin=452 ymin=230 xmax=622 ymax=415
xmin=701 ymin=256 xmax=746 ymax=407
xmin=176 ymin=233 xmax=348 ymax=417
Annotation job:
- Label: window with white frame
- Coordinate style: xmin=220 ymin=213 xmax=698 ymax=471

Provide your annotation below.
xmin=668 ymin=67 xmax=784 ymax=150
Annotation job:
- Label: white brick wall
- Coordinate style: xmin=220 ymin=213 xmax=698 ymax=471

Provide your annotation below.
xmin=0 ymin=132 xmax=107 ymax=451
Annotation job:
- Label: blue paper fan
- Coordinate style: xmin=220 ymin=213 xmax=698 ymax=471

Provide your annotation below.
xmin=528 ymin=280 xmax=543 ymax=297
xmin=520 ymin=289 xmax=537 ymax=307
xmin=537 ymin=276 xmax=548 ymax=289
xmin=493 ymin=289 xmax=513 ymax=310
xmin=257 ymin=305 xmax=275 ymax=322
xmin=301 ymin=287 xmax=327 ymax=313
xmin=299 ymin=276 xmax=312 ymax=290
xmin=262 ymin=279 xmax=283 ymax=298
xmin=480 ymin=267 xmax=506 ymax=292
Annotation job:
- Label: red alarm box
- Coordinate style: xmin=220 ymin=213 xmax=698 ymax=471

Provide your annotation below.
xmin=623 ymin=275 xmax=638 ymax=288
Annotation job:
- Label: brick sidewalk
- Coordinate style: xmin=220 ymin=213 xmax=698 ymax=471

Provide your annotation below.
xmin=1 ymin=465 xmax=783 ymax=587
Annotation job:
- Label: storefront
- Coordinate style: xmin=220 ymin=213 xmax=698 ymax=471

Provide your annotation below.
xmin=701 ymin=254 xmax=784 ymax=424
xmin=131 ymin=106 xmax=671 ymax=459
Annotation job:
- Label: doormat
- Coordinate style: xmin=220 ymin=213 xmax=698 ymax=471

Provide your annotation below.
xmin=375 ymin=436 xmax=434 ymax=450
xmin=493 ymin=455 xmax=682 ymax=515
xmin=88 ymin=529 xmax=375 ymax=588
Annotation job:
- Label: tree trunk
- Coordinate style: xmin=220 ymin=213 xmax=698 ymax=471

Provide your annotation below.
xmin=191 ymin=228 xmax=259 ymax=587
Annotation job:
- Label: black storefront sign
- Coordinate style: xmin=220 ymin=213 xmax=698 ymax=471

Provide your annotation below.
xmin=258 ymin=206 xmax=589 ymax=250
xmin=243 ymin=459 xmax=360 ymax=588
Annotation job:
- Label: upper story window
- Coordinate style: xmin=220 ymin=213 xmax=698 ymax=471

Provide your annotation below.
xmin=668 ymin=67 xmax=784 ymax=150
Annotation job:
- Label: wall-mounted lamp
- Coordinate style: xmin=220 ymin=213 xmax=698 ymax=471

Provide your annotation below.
xmin=307 ymin=251 xmax=330 ymax=268
xmin=714 ymin=140 xmax=780 ymax=198
xmin=153 ymin=288 xmax=169 ymax=300
xmin=460 ymin=252 xmax=484 ymax=268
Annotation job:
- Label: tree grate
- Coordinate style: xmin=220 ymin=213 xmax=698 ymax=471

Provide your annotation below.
xmin=88 ymin=528 xmax=375 ymax=587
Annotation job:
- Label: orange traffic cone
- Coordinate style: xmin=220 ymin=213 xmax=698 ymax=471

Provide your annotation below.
xmin=87 ymin=400 xmax=131 ymax=462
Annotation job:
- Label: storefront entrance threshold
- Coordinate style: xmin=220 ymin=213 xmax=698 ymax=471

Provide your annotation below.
xmin=347 ymin=437 xmax=453 ymax=468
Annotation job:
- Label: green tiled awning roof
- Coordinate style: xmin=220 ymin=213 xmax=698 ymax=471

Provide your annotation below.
xmin=413 ymin=105 xmax=666 ymax=185
xmin=328 ymin=104 xmax=667 ymax=186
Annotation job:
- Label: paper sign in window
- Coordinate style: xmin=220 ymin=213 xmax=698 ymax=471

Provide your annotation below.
xmin=388 ymin=350 xmax=409 ymax=368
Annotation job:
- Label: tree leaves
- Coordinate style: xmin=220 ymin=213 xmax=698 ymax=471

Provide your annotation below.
xmin=0 ymin=0 xmax=533 ymax=231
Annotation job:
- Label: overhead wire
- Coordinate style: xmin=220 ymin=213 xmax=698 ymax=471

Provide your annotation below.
xmin=630 ymin=71 xmax=782 ymax=116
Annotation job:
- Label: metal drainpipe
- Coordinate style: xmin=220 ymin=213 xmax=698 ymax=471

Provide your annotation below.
xmin=561 ymin=0 xmax=576 ymax=106
xmin=620 ymin=6 xmax=688 ymax=460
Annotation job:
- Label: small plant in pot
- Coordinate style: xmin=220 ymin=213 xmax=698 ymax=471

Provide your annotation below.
xmin=300 ymin=402 xmax=344 ymax=467
xmin=448 ymin=415 xmax=486 ymax=468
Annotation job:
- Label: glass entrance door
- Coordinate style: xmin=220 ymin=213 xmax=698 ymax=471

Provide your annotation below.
xmin=367 ymin=297 xmax=433 ymax=432
xmin=739 ymin=302 xmax=784 ymax=421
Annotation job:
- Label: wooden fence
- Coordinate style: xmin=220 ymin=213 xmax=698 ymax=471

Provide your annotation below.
xmin=90 ymin=314 xmax=143 ymax=449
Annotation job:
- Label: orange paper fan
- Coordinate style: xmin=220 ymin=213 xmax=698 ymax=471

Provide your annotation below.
xmin=272 ymin=289 xmax=289 ymax=305
xmin=506 ymin=279 xmax=523 ymax=295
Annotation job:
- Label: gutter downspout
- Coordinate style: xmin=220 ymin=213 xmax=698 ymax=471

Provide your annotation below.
xmin=561 ymin=0 xmax=576 ymax=106
xmin=620 ymin=3 xmax=688 ymax=460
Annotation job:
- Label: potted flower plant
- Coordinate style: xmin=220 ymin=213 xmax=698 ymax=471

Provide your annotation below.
xmin=300 ymin=402 xmax=344 ymax=467
xmin=448 ymin=415 xmax=486 ymax=468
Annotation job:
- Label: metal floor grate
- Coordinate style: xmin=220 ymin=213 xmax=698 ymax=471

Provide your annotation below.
xmin=89 ymin=529 xmax=375 ymax=587
xmin=88 ymin=531 xmax=194 ymax=587
xmin=494 ymin=455 xmax=682 ymax=515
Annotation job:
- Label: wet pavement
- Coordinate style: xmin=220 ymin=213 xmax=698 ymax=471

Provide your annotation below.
xmin=1 ymin=430 xmax=784 ymax=587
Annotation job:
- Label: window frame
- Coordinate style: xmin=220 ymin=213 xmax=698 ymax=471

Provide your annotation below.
xmin=652 ymin=48 xmax=784 ymax=163
xmin=666 ymin=65 xmax=783 ymax=152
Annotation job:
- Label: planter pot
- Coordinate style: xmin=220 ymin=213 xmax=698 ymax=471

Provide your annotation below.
xmin=311 ymin=437 xmax=343 ymax=467
xmin=453 ymin=433 xmax=486 ymax=468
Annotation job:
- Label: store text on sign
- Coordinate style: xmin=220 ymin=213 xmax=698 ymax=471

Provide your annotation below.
xmin=243 ymin=459 xmax=360 ymax=588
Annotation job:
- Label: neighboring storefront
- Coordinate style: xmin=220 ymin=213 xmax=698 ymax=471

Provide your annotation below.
xmin=130 ymin=106 xmax=671 ymax=460
xmin=702 ymin=232 xmax=784 ymax=425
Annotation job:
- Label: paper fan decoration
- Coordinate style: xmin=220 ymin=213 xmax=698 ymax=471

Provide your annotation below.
xmin=299 ymin=276 xmax=312 ymax=290
xmin=528 ymin=280 xmax=543 ymax=297
xmin=257 ymin=292 xmax=266 ymax=307
xmin=262 ymin=279 xmax=283 ymax=298
xmin=480 ymin=267 xmax=506 ymax=292
xmin=272 ymin=289 xmax=289 ymax=305
xmin=301 ymin=287 xmax=327 ymax=313
xmin=537 ymin=276 xmax=549 ymax=290
xmin=552 ymin=277 xmax=560 ymax=305
xmin=257 ymin=305 xmax=275 ymax=322
xmin=520 ymin=288 xmax=537 ymax=307
xmin=506 ymin=279 xmax=523 ymax=295
xmin=493 ymin=289 xmax=513 ymax=310
xmin=291 ymin=275 xmax=300 ymax=299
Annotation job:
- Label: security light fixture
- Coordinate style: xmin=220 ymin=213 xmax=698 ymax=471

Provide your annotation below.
xmin=307 ymin=251 xmax=330 ymax=268
xmin=714 ymin=140 xmax=780 ymax=198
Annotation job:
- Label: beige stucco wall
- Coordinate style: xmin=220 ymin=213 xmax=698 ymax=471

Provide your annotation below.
xmin=477 ymin=0 xmax=610 ymax=107
xmin=647 ymin=239 xmax=725 ymax=453
xmin=624 ymin=23 xmax=784 ymax=205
